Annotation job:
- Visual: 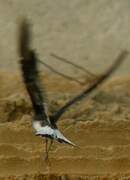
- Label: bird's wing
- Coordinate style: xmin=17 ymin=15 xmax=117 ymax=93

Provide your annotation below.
xmin=18 ymin=19 xmax=50 ymax=126
xmin=52 ymin=51 xmax=128 ymax=123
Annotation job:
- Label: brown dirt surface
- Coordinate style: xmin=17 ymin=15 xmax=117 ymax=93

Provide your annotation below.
xmin=0 ymin=73 xmax=130 ymax=179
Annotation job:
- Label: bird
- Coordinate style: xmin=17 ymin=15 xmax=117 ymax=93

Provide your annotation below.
xmin=18 ymin=18 xmax=128 ymax=160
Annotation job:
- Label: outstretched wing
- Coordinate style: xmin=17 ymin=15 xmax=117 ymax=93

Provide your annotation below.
xmin=18 ymin=19 xmax=50 ymax=126
xmin=52 ymin=51 xmax=128 ymax=123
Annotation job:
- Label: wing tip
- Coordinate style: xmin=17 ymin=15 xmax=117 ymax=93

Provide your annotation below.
xmin=18 ymin=17 xmax=31 ymax=58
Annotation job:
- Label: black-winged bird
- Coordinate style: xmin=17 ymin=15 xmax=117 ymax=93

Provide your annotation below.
xmin=18 ymin=19 xmax=128 ymax=159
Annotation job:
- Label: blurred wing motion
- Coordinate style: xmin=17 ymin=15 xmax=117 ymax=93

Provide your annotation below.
xmin=38 ymin=59 xmax=84 ymax=85
xmin=18 ymin=19 xmax=75 ymax=146
xmin=51 ymin=53 xmax=96 ymax=78
xmin=52 ymin=51 xmax=128 ymax=123
xmin=18 ymin=18 xmax=128 ymax=149
xmin=19 ymin=19 xmax=50 ymax=126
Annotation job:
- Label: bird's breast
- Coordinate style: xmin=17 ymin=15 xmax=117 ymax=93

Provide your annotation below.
xmin=33 ymin=121 xmax=42 ymax=131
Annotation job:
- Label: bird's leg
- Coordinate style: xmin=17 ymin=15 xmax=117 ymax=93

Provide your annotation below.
xmin=44 ymin=139 xmax=53 ymax=161
xmin=47 ymin=139 xmax=53 ymax=153
xmin=44 ymin=138 xmax=49 ymax=161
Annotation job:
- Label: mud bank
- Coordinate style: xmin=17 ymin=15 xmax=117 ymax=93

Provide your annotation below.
xmin=0 ymin=73 xmax=130 ymax=179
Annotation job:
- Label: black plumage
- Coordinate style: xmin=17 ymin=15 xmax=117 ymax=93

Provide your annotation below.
xmin=18 ymin=18 xmax=128 ymax=159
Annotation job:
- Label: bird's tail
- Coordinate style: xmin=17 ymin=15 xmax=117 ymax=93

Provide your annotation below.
xmin=54 ymin=129 xmax=76 ymax=147
xmin=34 ymin=121 xmax=76 ymax=146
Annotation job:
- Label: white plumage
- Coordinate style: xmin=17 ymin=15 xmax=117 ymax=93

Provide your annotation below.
xmin=33 ymin=121 xmax=76 ymax=146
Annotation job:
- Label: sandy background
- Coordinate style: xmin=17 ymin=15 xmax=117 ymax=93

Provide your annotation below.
xmin=0 ymin=0 xmax=130 ymax=179
xmin=0 ymin=0 xmax=130 ymax=75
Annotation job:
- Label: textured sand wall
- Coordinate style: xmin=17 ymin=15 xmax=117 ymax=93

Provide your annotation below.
xmin=0 ymin=74 xmax=130 ymax=179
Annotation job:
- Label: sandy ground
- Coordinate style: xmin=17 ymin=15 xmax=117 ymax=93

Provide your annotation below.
xmin=0 ymin=73 xmax=130 ymax=179
xmin=0 ymin=0 xmax=130 ymax=179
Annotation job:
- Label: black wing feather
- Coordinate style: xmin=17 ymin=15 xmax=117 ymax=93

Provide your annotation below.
xmin=19 ymin=19 xmax=50 ymax=126
xmin=52 ymin=51 xmax=128 ymax=123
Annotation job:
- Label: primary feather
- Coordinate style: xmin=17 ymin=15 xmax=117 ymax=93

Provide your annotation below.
xmin=19 ymin=19 xmax=51 ymax=127
xmin=19 ymin=18 xmax=75 ymax=146
xmin=51 ymin=50 xmax=128 ymax=123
